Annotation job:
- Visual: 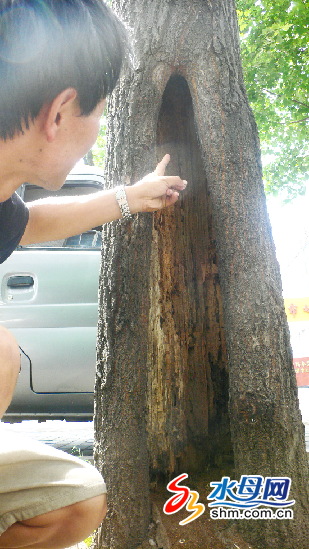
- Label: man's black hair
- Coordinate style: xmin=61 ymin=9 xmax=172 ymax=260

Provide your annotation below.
xmin=0 ymin=0 xmax=128 ymax=140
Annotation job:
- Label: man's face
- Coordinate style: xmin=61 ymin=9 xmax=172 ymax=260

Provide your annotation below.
xmin=34 ymin=98 xmax=106 ymax=191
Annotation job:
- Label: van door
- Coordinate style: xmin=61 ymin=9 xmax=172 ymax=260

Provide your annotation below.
xmin=0 ymin=179 xmax=102 ymax=394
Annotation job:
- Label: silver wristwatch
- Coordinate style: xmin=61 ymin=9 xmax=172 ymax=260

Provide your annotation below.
xmin=115 ymin=185 xmax=132 ymax=219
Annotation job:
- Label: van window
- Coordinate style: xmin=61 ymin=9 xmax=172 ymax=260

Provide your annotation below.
xmin=19 ymin=181 xmax=102 ymax=250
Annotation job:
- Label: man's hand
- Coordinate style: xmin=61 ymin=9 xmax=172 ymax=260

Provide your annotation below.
xmin=21 ymin=154 xmax=187 ymax=246
xmin=126 ymin=154 xmax=187 ymax=214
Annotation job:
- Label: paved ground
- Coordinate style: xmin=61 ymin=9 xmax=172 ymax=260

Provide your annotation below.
xmin=3 ymin=388 xmax=309 ymax=458
xmin=5 ymin=418 xmax=95 ymax=462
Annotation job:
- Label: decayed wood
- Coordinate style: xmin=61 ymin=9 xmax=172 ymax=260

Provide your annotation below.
xmin=94 ymin=1 xmax=309 ymax=548
xmin=147 ymin=74 xmax=229 ymax=476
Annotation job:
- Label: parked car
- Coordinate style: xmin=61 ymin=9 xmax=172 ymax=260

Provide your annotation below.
xmin=1 ymin=164 xmax=104 ymax=422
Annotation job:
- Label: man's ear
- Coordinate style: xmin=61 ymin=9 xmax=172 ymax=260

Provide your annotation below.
xmin=43 ymin=88 xmax=78 ymax=142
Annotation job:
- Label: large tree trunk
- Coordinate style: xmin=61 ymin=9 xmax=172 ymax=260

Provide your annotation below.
xmin=94 ymin=1 xmax=309 ymax=548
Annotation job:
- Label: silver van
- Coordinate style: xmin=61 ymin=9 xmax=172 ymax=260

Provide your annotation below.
xmin=0 ymin=164 xmax=104 ymax=422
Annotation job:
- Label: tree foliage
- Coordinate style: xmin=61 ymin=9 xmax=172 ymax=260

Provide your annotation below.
xmin=90 ymin=0 xmax=308 ymax=199
xmin=236 ymin=0 xmax=308 ymax=199
xmin=91 ymin=115 xmax=107 ymax=167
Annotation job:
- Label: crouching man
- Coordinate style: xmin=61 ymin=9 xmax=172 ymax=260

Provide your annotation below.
xmin=0 ymin=1 xmax=187 ymax=547
xmin=0 ymin=324 xmax=107 ymax=546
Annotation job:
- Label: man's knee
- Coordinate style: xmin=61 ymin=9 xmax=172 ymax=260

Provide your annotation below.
xmin=0 ymin=327 xmax=20 ymax=372
xmin=0 ymin=327 xmax=21 ymax=418
xmin=68 ymin=493 xmax=107 ymax=529
xmin=0 ymin=494 xmax=107 ymax=549
xmin=29 ymin=494 xmax=107 ymax=547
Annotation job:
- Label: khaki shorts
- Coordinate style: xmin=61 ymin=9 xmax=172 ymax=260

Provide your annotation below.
xmin=0 ymin=424 xmax=106 ymax=535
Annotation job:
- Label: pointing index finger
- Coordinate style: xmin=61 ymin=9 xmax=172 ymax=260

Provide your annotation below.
xmin=154 ymin=154 xmax=170 ymax=176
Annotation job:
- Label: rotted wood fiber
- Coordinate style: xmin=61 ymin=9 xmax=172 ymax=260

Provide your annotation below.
xmin=147 ymin=75 xmax=230 ymax=476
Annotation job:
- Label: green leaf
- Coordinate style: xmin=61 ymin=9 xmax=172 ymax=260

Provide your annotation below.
xmin=236 ymin=0 xmax=308 ymax=196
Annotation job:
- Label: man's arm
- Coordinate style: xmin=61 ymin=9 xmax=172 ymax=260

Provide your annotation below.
xmin=20 ymin=155 xmax=187 ymax=245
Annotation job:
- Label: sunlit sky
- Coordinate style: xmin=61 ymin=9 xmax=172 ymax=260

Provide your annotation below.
xmin=266 ymin=184 xmax=309 ymax=298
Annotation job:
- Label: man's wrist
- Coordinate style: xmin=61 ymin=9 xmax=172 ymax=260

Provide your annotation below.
xmin=121 ymin=185 xmax=142 ymax=216
xmin=115 ymin=185 xmax=132 ymax=218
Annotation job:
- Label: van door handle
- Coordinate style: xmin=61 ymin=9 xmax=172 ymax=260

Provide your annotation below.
xmin=7 ymin=275 xmax=34 ymax=288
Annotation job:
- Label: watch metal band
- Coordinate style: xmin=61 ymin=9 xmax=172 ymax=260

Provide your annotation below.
xmin=115 ymin=185 xmax=132 ymax=219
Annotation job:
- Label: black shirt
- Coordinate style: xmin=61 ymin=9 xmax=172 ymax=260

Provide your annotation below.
xmin=0 ymin=192 xmax=29 ymax=263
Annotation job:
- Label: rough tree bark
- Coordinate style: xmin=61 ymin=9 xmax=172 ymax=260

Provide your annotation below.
xmin=94 ymin=1 xmax=309 ymax=548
